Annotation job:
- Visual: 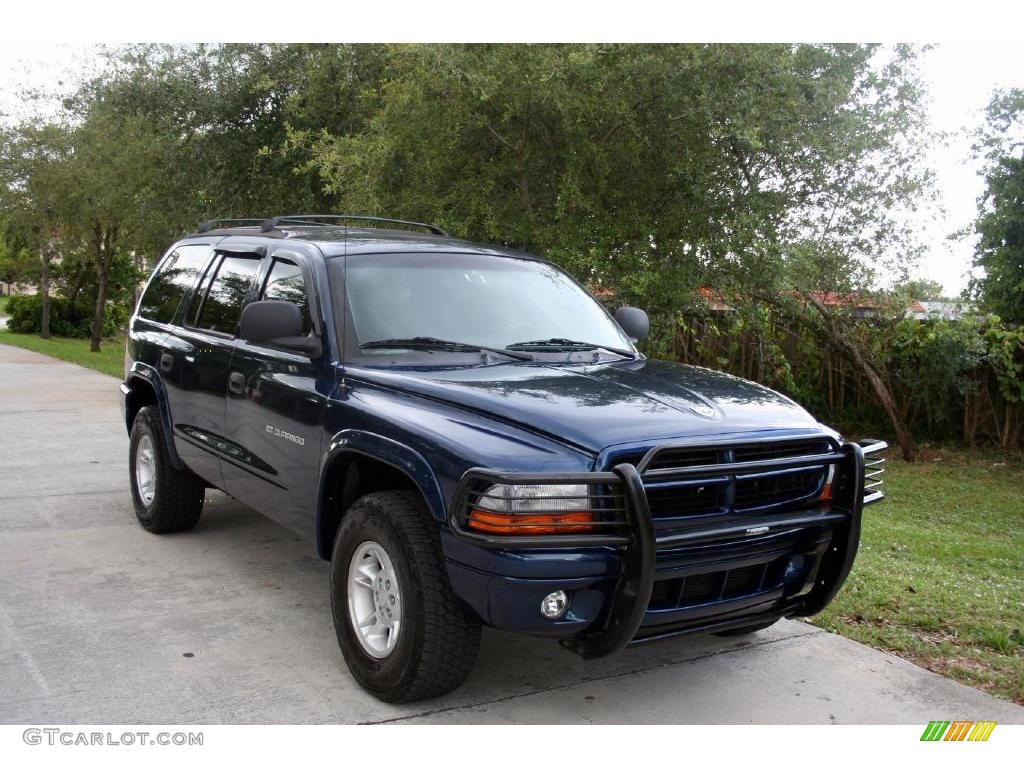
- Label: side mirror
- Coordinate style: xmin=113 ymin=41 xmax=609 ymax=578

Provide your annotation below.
xmin=614 ymin=306 xmax=649 ymax=342
xmin=240 ymin=300 xmax=322 ymax=358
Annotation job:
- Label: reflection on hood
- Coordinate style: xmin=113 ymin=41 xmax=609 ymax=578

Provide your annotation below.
xmin=351 ymin=358 xmax=821 ymax=454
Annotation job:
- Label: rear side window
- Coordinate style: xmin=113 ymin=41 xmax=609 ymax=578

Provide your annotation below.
xmin=261 ymin=259 xmax=311 ymax=334
xmin=137 ymin=246 xmax=212 ymax=324
xmin=192 ymin=255 xmax=261 ymax=335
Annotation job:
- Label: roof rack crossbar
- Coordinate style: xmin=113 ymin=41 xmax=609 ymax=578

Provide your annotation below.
xmin=260 ymin=214 xmax=449 ymax=237
xmin=196 ymin=218 xmax=266 ymax=233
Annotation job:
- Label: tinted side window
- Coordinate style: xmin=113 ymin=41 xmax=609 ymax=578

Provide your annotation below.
xmin=137 ymin=246 xmax=212 ymax=324
xmin=193 ymin=255 xmax=261 ymax=335
xmin=261 ymin=259 xmax=311 ymax=334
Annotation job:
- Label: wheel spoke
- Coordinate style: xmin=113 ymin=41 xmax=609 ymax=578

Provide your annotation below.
xmin=347 ymin=540 xmax=403 ymax=659
xmin=135 ymin=434 xmax=158 ymax=505
xmin=357 ymin=562 xmax=379 ymax=581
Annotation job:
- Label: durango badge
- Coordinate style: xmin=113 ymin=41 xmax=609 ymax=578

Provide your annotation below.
xmin=266 ymin=425 xmax=305 ymax=446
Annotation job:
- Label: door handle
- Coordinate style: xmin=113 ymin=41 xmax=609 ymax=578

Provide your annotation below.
xmin=228 ymin=371 xmax=246 ymax=395
xmin=159 ymin=353 xmax=173 ymax=373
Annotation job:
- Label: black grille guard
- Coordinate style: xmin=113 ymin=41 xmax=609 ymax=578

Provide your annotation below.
xmin=450 ymin=438 xmax=886 ymax=658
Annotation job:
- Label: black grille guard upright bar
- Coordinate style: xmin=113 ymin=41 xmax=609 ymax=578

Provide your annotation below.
xmin=561 ymin=463 xmax=655 ymax=659
xmin=793 ymin=440 xmax=865 ymax=615
xmin=449 ymin=438 xmax=884 ymax=657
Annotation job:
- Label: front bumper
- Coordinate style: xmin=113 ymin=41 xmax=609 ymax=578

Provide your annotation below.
xmin=445 ymin=438 xmax=886 ymax=657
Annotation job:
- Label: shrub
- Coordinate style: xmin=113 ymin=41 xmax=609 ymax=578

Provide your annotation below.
xmin=6 ymin=294 xmax=125 ymax=338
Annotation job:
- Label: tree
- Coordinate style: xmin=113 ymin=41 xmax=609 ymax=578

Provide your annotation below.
xmin=297 ymin=44 xmax=934 ymax=458
xmin=0 ymin=44 xmax=941 ymax=455
xmin=896 ymin=278 xmax=947 ymax=301
xmin=970 ymin=88 xmax=1024 ymax=325
xmin=0 ymin=122 xmax=75 ymax=338
xmin=0 ymin=223 xmax=37 ymax=295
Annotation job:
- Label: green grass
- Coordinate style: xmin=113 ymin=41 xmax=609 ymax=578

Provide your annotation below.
xmin=0 ymin=329 xmax=124 ymax=378
xmin=810 ymin=448 xmax=1024 ymax=704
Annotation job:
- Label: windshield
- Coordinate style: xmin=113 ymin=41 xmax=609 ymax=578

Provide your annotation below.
xmin=334 ymin=252 xmax=633 ymax=360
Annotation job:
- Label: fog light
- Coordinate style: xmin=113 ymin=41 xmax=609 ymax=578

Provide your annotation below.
xmin=540 ymin=590 xmax=569 ymax=620
xmin=783 ymin=554 xmax=807 ymax=586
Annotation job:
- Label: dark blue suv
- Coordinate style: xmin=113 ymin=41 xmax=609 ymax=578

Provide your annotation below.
xmin=120 ymin=214 xmax=886 ymax=702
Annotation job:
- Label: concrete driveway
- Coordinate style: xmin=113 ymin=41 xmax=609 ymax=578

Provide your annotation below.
xmin=0 ymin=342 xmax=1021 ymax=725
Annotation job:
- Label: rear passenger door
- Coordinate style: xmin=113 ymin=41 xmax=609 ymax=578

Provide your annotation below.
xmin=221 ymin=249 xmax=329 ymax=538
xmin=163 ymin=248 xmax=263 ymax=490
xmin=131 ymin=244 xmax=213 ymax=386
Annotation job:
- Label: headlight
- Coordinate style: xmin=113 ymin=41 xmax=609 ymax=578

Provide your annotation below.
xmin=467 ymin=483 xmax=594 ymax=535
xmin=818 ymin=464 xmax=835 ymax=506
xmin=477 ymin=483 xmax=589 ymax=513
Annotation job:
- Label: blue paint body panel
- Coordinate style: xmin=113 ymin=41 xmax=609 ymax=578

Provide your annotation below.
xmin=122 ymin=224 xmax=872 ymax=647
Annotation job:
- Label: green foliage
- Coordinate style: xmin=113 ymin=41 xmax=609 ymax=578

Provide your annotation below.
xmin=6 ymin=294 xmax=125 ymax=338
xmin=9 ymin=43 xmax=1014 ymax=448
xmin=0 ymin=233 xmax=37 ymax=288
xmin=983 ymin=321 xmax=1024 ymax=405
xmin=895 ymin=278 xmax=947 ymax=301
xmin=970 ymin=88 xmax=1024 ymax=325
xmin=888 ymin=317 xmax=987 ymax=438
xmin=668 ymin=292 xmax=1022 ymax=446
xmin=297 ymin=45 xmax=929 ymax=299
xmin=972 ymin=156 xmax=1024 ymax=324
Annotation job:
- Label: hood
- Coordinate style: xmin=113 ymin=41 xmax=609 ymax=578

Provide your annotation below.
xmin=348 ymin=358 xmax=822 ymax=454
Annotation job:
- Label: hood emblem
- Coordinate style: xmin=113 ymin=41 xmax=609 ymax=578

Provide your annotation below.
xmin=689 ymin=402 xmax=715 ymax=417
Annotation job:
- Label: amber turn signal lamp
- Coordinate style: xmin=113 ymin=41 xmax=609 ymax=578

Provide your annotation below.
xmin=467 ymin=509 xmax=595 ymax=535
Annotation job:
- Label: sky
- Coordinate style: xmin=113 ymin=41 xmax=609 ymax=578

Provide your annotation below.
xmin=1 ymin=42 xmax=1022 ymax=297
xmin=916 ymin=44 xmax=1024 ymax=295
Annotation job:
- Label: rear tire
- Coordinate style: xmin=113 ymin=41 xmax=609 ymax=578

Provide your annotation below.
xmin=713 ymin=619 xmax=779 ymax=637
xmin=331 ymin=490 xmax=481 ymax=703
xmin=129 ymin=405 xmax=204 ymax=533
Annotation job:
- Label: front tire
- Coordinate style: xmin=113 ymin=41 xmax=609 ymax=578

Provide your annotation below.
xmin=129 ymin=405 xmax=204 ymax=533
xmin=331 ymin=490 xmax=481 ymax=702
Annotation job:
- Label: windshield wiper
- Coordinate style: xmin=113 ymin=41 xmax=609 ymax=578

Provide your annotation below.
xmin=505 ymin=338 xmax=635 ymax=358
xmin=360 ymin=336 xmax=533 ymax=361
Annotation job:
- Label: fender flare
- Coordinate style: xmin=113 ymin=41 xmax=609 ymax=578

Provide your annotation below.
xmin=316 ymin=429 xmax=447 ymax=558
xmin=125 ymin=362 xmax=184 ymax=470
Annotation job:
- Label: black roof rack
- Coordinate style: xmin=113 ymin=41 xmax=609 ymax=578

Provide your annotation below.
xmin=196 ymin=218 xmax=266 ymax=233
xmin=260 ymin=214 xmax=449 ymax=237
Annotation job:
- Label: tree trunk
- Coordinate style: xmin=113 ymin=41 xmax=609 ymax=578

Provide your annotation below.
xmin=91 ymin=265 xmax=107 ymax=353
xmin=132 ymin=250 xmax=144 ymax=314
xmin=985 ymin=386 xmax=1003 ymax=446
xmin=39 ymin=243 xmax=51 ymax=339
xmin=1001 ymin=403 xmax=1015 ymax=450
xmin=827 ymin=353 xmax=834 ymax=414
xmin=805 ymin=294 xmax=918 ymax=461
xmin=66 ymin=265 xmax=88 ymax=306
xmin=963 ymin=386 xmax=978 ymax=448
xmin=90 ymin=222 xmax=115 ymax=353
